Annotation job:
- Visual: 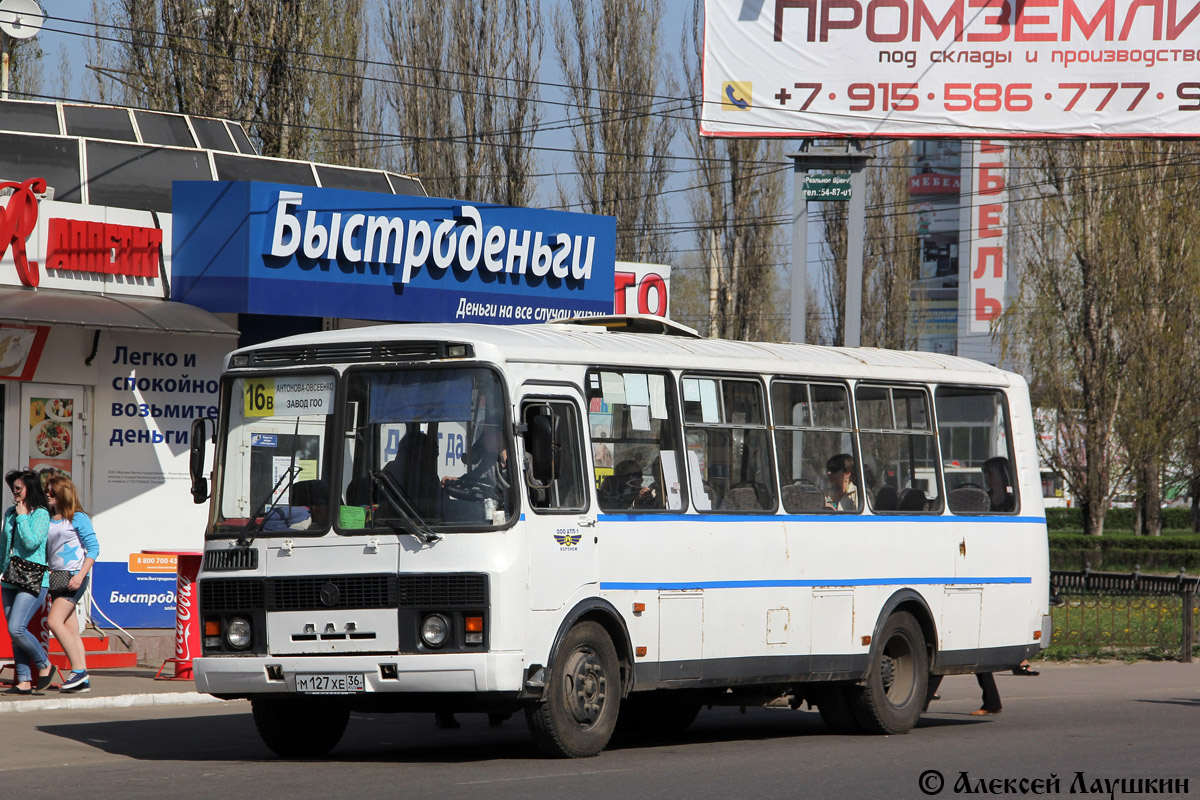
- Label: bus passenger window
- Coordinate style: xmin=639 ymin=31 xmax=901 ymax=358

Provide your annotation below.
xmin=936 ymin=387 xmax=1018 ymax=514
xmin=586 ymin=370 xmax=683 ymax=512
xmin=772 ymin=381 xmax=858 ymax=513
xmin=682 ymin=375 xmax=775 ymax=513
xmin=856 ymin=385 xmax=942 ymax=514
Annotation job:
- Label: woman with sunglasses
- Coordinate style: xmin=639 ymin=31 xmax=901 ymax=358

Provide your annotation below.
xmin=44 ymin=475 xmax=98 ymax=693
xmin=824 ymin=453 xmax=859 ymax=511
xmin=1 ymin=470 xmax=54 ymax=694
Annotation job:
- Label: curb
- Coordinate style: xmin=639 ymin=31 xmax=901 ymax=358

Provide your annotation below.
xmin=0 ymin=692 xmax=228 ymax=714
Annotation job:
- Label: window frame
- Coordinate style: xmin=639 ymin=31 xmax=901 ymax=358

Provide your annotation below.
xmin=934 ymin=384 xmax=1020 ymax=516
xmin=770 ymin=377 xmax=861 ymax=515
xmin=521 ymin=396 xmax=590 ymax=516
xmin=680 ymin=371 xmax=777 ymax=514
xmin=854 ymin=382 xmax=944 ymax=515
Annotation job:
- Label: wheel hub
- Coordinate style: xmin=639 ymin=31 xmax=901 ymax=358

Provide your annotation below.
xmin=562 ymin=646 xmax=607 ymax=727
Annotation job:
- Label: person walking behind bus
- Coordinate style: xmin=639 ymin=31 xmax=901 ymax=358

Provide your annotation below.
xmin=1 ymin=470 xmax=54 ymax=694
xmin=44 ymin=475 xmax=98 ymax=693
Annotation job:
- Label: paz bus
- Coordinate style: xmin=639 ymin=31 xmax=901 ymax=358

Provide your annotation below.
xmin=189 ymin=315 xmax=1050 ymax=758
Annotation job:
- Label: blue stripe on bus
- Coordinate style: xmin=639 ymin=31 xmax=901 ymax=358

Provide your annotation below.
xmin=595 ymin=513 xmax=1047 ymax=524
xmin=600 ymin=577 xmax=1033 ymax=590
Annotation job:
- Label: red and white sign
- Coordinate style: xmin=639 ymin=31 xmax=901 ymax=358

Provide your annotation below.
xmin=967 ymin=140 xmax=1007 ymax=333
xmin=0 ymin=177 xmax=169 ymax=297
xmin=702 ymin=0 xmax=1200 ymax=138
xmin=909 ymin=172 xmax=961 ymax=195
xmin=614 ymin=260 xmax=671 ymax=317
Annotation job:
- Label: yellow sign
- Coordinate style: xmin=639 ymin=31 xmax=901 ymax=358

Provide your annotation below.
xmin=244 ymin=378 xmax=275 ymax=418
xmin=129 ymin=553 xmax=178 ymax=573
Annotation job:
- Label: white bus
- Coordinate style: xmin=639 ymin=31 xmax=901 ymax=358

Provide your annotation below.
xmin=190 ymin=316 xmax=1050 ymax=758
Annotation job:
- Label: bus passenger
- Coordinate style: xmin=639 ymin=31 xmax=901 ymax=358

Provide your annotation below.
xmin=982 ymin=456 xmax=1014 ymax=512
xmin=825 ymin=453 xmax=858 ymax=511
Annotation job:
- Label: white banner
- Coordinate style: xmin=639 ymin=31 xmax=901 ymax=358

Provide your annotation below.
xmin=702 ymin=0 xmax=1200 ymax=137
xmin=967 ymin=140 xmax=1008 ymax=333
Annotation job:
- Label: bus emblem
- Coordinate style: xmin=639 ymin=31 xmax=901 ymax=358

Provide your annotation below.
xmin=553 ymin=532 xmax=580 ymax=548
xmin=319 ymin=582 xmax=340 ymax=607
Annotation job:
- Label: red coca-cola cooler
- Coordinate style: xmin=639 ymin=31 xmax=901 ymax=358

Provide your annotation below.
xmin=145 ymin=551 xmax=203 ymax=680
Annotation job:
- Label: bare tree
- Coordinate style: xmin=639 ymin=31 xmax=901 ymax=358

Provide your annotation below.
xmin=2 ymin=34 xmax=44 ymax=100
xmin=90 ymin=1 xmax=373 ymax=163
xmin=381 ymin=0 xmax=544 ymax=205
xmin=818 ymin=141 xmax=918 ymax=348
xmin=554 ymin=0 xmax=677 ymax=263
xmin=679 ymin=0 xmax=785 ymax=341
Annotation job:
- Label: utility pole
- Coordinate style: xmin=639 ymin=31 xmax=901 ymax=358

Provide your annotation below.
xmin=789 ymin=140 xmax=872 ymax=346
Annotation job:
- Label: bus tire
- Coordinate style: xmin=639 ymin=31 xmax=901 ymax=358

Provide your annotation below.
xmin=814 ymin=684 xmax=863 ymax=734
xmin=851 ymin=611 xmax=928 ymax=735
xmin=526 ymin=621 xmax=620 ymax=757
xmin=251 ymin=696 xmax=350 ymax=758
xmin=616 ymin=691 xmax=702 ymax=734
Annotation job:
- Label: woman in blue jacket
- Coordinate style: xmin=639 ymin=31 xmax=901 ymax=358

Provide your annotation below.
xmin=44 ymin=475 xmax=99 ymax=693
xmin=1 ymin=470 xmax=54 ymax=694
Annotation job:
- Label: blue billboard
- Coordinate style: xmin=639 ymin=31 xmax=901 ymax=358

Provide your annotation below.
xmin=170 ymin=181 xmax=617 ymax=324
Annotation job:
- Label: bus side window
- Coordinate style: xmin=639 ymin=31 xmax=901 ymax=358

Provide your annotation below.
xmin=586 ymin=370 xmax=684 ymax=512
xmin=682 ymin=375 xmax=775 ymax=513
xmin=522 ymin=400 xmax=587 ymax=512
xmin=772 ymin=380 xmax=858 ymax=514
xmin=856 ymin=384 xmax=943 ymax=514
xmin=935 ymin=387 xmax=1018 ymax=514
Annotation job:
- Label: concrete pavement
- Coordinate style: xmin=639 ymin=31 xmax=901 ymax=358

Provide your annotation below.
xmin=0 ymin=666 xmax=223 ymax=713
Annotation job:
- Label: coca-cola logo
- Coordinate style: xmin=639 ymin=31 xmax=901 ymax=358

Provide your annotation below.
xmin=0 ymin=178 xmax=45 ymax=288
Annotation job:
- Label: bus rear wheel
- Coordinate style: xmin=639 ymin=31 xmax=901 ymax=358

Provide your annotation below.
xmin=851 ymin=611 xmax=928 ymax=735
xmin=526 ymin=621 xmax=620 ymax=757
xmin=251 ymin=696 xmax=350 ymax=758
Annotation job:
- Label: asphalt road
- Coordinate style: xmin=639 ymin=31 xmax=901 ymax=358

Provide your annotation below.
xmin=0 ymin=661 xmax=1195 ymax=800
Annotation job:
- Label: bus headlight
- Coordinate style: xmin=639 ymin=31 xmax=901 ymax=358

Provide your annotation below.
xmin=226 ymin=617 xmax=252 ymax=649
xmin=420 ymin=614 xmax=450 ymax=648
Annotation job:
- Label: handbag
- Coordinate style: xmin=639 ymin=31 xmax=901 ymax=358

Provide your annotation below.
xmin=49 ymin=569 xmax=73 ymax=596
xmin=2 ymin=553 xmax=46 ymax=594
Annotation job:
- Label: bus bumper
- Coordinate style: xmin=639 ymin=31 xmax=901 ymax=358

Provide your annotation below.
xmin=193 ymin=652 xmax=528 ymax=697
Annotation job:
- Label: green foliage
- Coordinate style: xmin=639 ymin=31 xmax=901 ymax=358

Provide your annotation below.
xmin=1046 ymin=507 xmax=1194 ymax=531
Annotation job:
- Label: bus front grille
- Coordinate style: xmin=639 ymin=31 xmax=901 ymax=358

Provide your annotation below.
xmin=199 ymin=573 xmax=489 ymax=613
xmin=200 ymin=578 xmax=265 ymax=612
xmin=397 ymin=574 xmax=488 ymax=606
xmin=268 ymin=575 xmax=398 ymax=611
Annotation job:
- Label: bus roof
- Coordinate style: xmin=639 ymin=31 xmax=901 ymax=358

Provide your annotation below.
xmin=232 ymin=321 xmax=1021 ymax=387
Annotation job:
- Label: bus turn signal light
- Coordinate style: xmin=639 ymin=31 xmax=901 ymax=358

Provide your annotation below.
xmin=636 ymin=646 xmax=647 ymax=657
xmin=633 ymin=602 xmax=645 ymax=613
xmin=205 ymin=620 xmax=220 ymax=636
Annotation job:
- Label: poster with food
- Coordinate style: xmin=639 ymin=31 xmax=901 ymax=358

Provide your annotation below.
xmin=29 ymin=396 xmax=73 ymax=483
xmin=0 ymin=325 xmax=48 ymax=381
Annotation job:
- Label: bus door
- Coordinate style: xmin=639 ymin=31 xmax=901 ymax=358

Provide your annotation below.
xmin=519 ymin=390 xmax=596 ymax=611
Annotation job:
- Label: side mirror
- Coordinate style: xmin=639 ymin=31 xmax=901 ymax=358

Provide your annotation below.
xmin=190 ymin=418 xmax=213 ymax=503
xmin=524 ymin=408 xmax=559 ymax=490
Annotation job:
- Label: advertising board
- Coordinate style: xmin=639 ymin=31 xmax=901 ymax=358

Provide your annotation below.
xmin=702 ymin=0 xmax=1200 ymax=137
xmin=171 ymin=181 xmax=618 ymax=325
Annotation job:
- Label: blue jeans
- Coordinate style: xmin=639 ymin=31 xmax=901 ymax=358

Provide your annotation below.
xmin=2 ymin=585 xmax=49 ymax=683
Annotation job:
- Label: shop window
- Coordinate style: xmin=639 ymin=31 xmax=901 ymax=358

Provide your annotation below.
xmin=936 ymin=387 xmax=1018 ymax=514
xmin=0 ymin=133 xmax=81 ymax=203
xmin=856 ymin=385 xmax=942 ymax=514
xmin=134 ymin=110 xmax=196 ymax=148
xmin=191 ymin=117 xmax=237 ymax=152
xmin=586 ymin=370 xmax=683 ymax=512
xmin=64 ymin=105 xmax=136 ymax=142
xmin=682 ymin=375 xmax=775 ymax=513
xmin=86 ymin=141 xmax=211 ymax=213
xmin=0 ymin=101 xmax=61 ymax=135
xmin=771 ymin=380 xmax=858 ymax=513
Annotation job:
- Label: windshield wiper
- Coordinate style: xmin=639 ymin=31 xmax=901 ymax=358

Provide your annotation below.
xmin=369 ymin=469 xmax=441 ymax=545
xmin=237 ymin=463 xmax=301 ymax=546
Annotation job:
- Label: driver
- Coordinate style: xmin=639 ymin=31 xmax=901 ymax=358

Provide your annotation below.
xmin=442 ymin=423 xmax=510 ymax=509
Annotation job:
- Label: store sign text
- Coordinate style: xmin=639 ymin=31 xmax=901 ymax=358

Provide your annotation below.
xmin=266 ymin=191 xmax=597 ymax=286
xmin=1 ymin=177 xmax=162 ymax=287
xmin=968 ymin=139 xmax=1007 ymax=333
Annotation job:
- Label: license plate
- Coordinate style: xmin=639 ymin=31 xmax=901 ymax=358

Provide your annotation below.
xmin=295 ymin=673 xmax=365 ymax=694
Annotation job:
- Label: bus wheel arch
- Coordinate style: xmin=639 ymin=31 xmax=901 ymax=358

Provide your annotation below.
xmin=526 ymin=619 xmax=622 ymax=757
xmin=543 ymin=598 xmax=635 ymax=698
xmin=871 ymin=589 xmax=939 ymax=671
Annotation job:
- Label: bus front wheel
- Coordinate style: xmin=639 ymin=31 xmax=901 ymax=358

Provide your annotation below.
xmin=526 ymin=621 xmax=620 ymax=757
xmin=851 ymin=611 xmax=929 ymax=735
xmin=251 ymin=696 xmax=350 ymax=758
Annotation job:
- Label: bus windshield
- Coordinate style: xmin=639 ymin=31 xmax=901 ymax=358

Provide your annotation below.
xmin=212 ymin=373 xmax=339 ymax=537
xmin=340 ymin=366 xmax=514 ymax=532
